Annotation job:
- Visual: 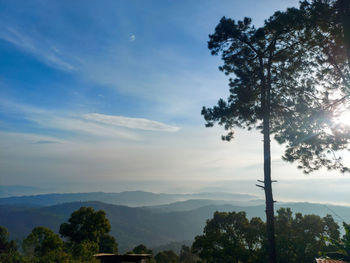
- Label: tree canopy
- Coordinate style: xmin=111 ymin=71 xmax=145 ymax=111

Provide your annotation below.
xmin=192 ymin=209 xmax=340 ymax=263
xmin=23 ymin=226 xmax=64 ymax=258
xmin=59 ymin=206 xmax=111 ymax=244
xmin=192 ymin=211 xmax=266 ymax=263
xmin=327 ymin=222 xmax=350 ymax=261
xmin=155 ymin=250 xmax=179 ymax=263
xmin=275 ymin=208 xmax=339 ymax=263
xmin=59 ymin=206 xmax=117 ymax=261
xmin=0 ymin=226 xmax=20 ymax=263
xmin=0 ymin=226 xmax=16 ymax=254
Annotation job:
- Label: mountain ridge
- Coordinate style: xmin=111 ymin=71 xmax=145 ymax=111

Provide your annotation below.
xmin=2 ymin=199 xmax=350 ymax=252
xmin=0 ymin=190 xmax=261 ymax=207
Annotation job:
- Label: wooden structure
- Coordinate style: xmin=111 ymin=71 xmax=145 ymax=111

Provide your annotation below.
xmin=95 ymin=253 xmax=152 ymax=263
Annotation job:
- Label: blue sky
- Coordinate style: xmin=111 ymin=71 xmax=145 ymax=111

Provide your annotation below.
xmin=2 ymin=0 xmax=350 ymax=204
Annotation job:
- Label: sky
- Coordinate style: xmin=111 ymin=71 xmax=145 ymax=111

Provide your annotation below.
xmin=1 ymin=0 xmax=350 ymax=205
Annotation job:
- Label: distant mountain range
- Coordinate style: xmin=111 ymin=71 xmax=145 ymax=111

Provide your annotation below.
xmin=1 ymin=192 xmax=350 ymax=252
xmin=0 ymin=185 xmax=48 ymax=198
xmin=0 ymin=191 xmax=262 ymax=207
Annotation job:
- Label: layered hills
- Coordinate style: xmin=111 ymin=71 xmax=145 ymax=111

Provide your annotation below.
xmin=0 ymin=191 xmax=261 ymax=207
xmin=0 ymin=191 xmax=349 ymax=252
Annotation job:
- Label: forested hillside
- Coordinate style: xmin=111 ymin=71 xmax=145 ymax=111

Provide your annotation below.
xmin=1 ymin=199 xmax=350 ymax=252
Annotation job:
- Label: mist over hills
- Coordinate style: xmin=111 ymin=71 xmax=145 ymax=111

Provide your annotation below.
xmin=1 ymin=201 xmax=230 ymax=251
xmin=0 ymin=190 xmax=261 ymax=207
xmin=0 ymin=185 xmax=48 ymax=198
xmin=1 ymin=191 xmax=350 ymax=252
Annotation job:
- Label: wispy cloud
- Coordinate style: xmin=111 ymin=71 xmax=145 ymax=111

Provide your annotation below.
xmin=0 ymin=131 xmax=64 ymax=148
xmin=84 ymin=113 xmax=180 ymax=132
xmin=0 ymin=26 xmax=75 ymax=71
xmin=0 ymin=98 xmax=179 ymax=141
xmin=39 ymin=116 xmax=141 ymax=140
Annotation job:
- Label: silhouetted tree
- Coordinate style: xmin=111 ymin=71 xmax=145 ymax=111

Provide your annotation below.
xmin=203 ymin=10 xmax=311 ymax=262
xmin=203 ymin=5 xmax=350 ymax=262
xmin=292 ymin=0 xmax=350 ymax=131
xmin=338 ymin=0 xmax=350 ymax=65
xmin=271 ymin=0 xmax=350 ymax=174
xmin=300 ymin=0 xmax=349 ymax=67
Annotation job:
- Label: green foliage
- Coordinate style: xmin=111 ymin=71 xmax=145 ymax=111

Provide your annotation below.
xmin=99 ymin=234 xmax=118 ymax=253
xmin=192 ymin=209 xmax=340 ymax=263
xmin=299 ymin=0 xmax=350 ymax=67
xmin=24 ymin=250 xmax=73 ymax=263
xmin=155 ymin=250 xmax=179 ymax=263
xmin=58 ymin=206 xmax=116 ymax=262
xmin=23 ymin=226 xmax=64 ymax=258
xmin=274 ymin=0 xmax=350 ymax=174
xmin=203 ymin=6 xmax=350 ymax=174
xmin=0 ymin=226 xmax=22 ymax=263
xmin=59 ymin=207 xmax=111 ymax=244
xmin=0 ymin=252 xmax=23 ymax=263
xmin=326 ymin=222 xmax=350 ymax=261
xmin=2 ymin=206 xmax=118 ymax=263
xmin=132 ymin=244 xmax=153 ymax=254
xmin=0 ymin=226 xmax=16 ymax=253
xmin=275 ymin=208 xmax=340 ymax=263
xmin=204 ymin=10 xmax=307 ymax=138
xmin=69 ymin=240 xmax=99 ymax=262
xmin=192 ymin=211 xmax=266 ymax=263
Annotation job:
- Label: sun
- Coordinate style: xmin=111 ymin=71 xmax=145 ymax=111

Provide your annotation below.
xmin=334 ymin=110 xmax=350 ymax=126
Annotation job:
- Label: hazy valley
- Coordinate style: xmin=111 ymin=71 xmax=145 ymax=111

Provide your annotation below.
xmin=1 ymin=190 xmax=350 ymax=252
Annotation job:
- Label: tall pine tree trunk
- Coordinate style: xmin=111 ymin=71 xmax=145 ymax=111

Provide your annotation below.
xmin=261 ymin=61 xmax=276 ymax=263
xmin=263 ymin=113 xmax=276 ymax=263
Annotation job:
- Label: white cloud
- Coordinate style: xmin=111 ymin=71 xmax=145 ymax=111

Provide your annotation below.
xmin=40 ymin=116 xmax=141 ymax=140
xmin=84 ymin=113 xmax=180 ymax=132
xmin=0 ymin=98 xmax=180 ymax=141
xmin=0 ymin=26 xmax=75 ymax=71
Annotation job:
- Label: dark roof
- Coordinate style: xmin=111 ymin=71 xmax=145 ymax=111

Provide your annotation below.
xmin=95 ymin=253 xmax=152 ymax=262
